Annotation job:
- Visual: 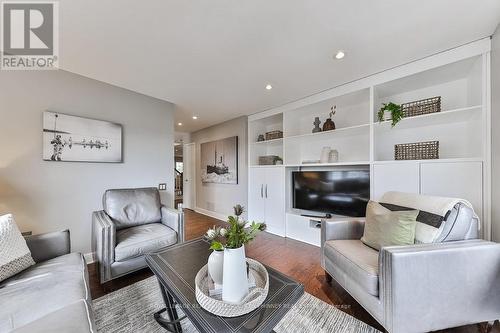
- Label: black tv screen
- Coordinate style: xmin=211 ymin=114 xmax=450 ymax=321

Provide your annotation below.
xmin=292 ymin=170 xmax=370 ymax=217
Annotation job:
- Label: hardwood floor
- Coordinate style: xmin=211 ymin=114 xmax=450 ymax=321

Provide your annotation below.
xmin=88 ymin=209 xmax=499 ymax=333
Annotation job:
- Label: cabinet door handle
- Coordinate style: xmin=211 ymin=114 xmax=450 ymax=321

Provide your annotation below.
xmin=260 ymin=184 xmax=263 ymax=198
xmin=265 ymin=184 xmax=268 ymax=198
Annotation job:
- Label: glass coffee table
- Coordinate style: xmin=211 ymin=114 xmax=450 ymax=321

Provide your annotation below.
xmin=146 ymin=238 xmax=304 ymax=333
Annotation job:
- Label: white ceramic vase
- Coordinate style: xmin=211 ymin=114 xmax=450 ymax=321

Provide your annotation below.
xmin=329 ymin=149 xmax=339 ymax=163
xmin=222 ymin=246 xmax=249 ymax=304
xmin=320 ymin=147 xmax=331 ymax=163
xmin=207 ymin=250 xmax=224 ymax=288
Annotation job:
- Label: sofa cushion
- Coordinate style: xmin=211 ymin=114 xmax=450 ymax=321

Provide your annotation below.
xmin=324 ymin=239 xmax=379 ymax=296
xmin=103 ymin=187 xmax=162 ymax=230
xmin=12 ymin=300 xmax=94 ymax=333
xmin=361 ymin=201 xmax=418 ymax=250
xmin=0 ymin=253 xmax=90 ymax=332
xmin=0 ymin=214 xmax=35 ymax=282
xmin=115 ymin=223 xmax=177 ymax=262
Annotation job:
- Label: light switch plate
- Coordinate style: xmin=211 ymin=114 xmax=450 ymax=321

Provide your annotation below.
xmin=158 ymin=183 xmax=167 ymax=191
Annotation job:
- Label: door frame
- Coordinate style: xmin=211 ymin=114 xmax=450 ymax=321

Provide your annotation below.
xmin=183 ymin=142 xmax=196 ymax=210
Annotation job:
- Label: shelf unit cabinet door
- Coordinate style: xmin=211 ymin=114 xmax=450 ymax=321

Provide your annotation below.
xmin=373 ymin=162 xmax=419 ymax=200
xmin=420 ymin=161 xmax=483 ymax=221
xmin=263 ymin=167 xmax=285 ymax=236
xmin=248 ymin=168 xmax=266 ymax=223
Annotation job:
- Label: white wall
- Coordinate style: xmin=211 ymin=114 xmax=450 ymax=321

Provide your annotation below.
xmin=190 ymin=117 xmax=248 ymax=220
xmin=492 ymin=24 xmax=500 ymax=242
xmin=0 ymin=70 xmax=175 ymax=254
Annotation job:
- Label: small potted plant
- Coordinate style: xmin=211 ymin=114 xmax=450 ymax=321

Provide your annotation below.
xmin=378 ymin=102 xmax=404 ymax=127
xmin=205 ymin=205 xmax=266 ymax=303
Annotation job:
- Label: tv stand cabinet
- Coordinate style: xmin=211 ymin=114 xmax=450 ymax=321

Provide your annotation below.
xmin=286 ymin=213 xmax=365 ymax=247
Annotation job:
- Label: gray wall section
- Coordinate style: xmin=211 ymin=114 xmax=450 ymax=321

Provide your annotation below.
xmin=492 ymin=24 xmax=500 ymax=242
xmin=191 ymin=116 xmax=248 ymax=219
xmin=0 ymin=70 xmax=175 ymax=254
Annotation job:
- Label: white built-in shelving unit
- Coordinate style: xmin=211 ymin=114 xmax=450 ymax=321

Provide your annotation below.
xmin=248 ymin=38 xmax=492 ymax=245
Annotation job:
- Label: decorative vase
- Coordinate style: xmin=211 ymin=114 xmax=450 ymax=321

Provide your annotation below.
xmin=257 ymin=134 xmax=265 ymax=142
xmin=222 ymin=246 xmax=249 ymax=304
xmin=320 ymin=147 xmax=331 ymax=163
xmin=207 ymin=250 xmax=224 ymax=288
xmin=322 ymin=118 xmax=336 ymax=131
xmin=312 ymin=117 xmax=322 ymax=133
xmin=329 ymin=149 xmax=339 ymax=163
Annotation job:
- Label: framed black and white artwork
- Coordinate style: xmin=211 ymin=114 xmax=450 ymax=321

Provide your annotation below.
xmin=200 ymin=136 xmax=238 ymax=184
xmin=42 ymin=111 xmax=122 ymax=163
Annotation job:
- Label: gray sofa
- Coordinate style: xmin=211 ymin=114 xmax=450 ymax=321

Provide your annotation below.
xmin=0 ymin=230 xmax=95 ymax=333
xmin=321 ymin=191 xmax=500 ymax=333
xmin=92 ymin=187 xmax=184 ymax=284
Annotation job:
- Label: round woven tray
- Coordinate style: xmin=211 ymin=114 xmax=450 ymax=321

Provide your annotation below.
xmin=195 ymin=258 xmax=269 ymax=317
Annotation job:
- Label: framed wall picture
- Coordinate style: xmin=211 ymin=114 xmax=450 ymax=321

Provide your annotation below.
xmin=42 ymin=111 xmax=122 ymax=163
xmin=200 ymin=136 xmax=238 ymax=184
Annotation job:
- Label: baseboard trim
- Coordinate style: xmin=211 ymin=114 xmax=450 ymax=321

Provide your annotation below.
xmin=84 ymin=252 xmax=95 ymax=264
xmin=194 ymin=207 xmax=227 ymax=222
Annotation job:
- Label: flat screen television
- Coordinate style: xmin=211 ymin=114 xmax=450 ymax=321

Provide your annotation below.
xmin=292 ymin=170 xmax=370 ymax=217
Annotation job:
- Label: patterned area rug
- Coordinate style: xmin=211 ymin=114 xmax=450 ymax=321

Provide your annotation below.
xmin=93 ymin=276 xmax=380 ymax=333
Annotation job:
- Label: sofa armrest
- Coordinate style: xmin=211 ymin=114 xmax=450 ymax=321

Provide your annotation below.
xmin=161 ymin=205 xmax=185 ymax=243
xmin=92 ymin=210 xmax=116 ymax=282
xmin=380 ymin=240 xmax=500 ymax=333
xmin=25 ymin=230 xmax=71 ymax=263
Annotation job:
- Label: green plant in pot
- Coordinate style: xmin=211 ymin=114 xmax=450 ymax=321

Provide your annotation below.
xmin=378 ymin=102 xmax=404 ymax=127
xmin=205 ymin=205 xmax=266 ymax=303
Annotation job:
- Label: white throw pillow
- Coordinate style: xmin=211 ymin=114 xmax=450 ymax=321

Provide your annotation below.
xmin=0 ymin=214 xmax=35 ymax=282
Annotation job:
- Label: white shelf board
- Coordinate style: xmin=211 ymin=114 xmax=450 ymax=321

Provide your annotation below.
xmin=374 ymin=105 xmax=482 ymax=130
xmin=373 ymin=157 xmax=483 ymax=164
xmin=285 ymin=161 xmax=370 ymax=168
xmin=249 ymin=164 xmax=285 ymax=168
xmin=250 ymin=138 xmax=283 ymax=145
xmin=285 ymin=123 xmax=370 ymax=140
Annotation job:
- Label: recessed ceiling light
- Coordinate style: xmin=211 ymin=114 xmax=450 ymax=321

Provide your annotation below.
xmin=178 ymin=122 xmax=182 ymax=126
xmin=192 ymin=116 xmax=198 ymax=120
xmin=335 ymin=50 xmax=345 ymax=60
xmin=265 ymin=84 xmax=273 ymax=90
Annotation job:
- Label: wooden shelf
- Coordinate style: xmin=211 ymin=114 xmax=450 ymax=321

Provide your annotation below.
xmin=374 ymin=105 xmax=482 ymax=130
xmin=285 ymin=123 xmax=370 ymax=140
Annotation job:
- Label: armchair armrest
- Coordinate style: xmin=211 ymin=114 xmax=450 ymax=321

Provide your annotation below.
xmin=380 ymin=240 xmax=500 ymax=333
xmin=161 ymin=205 xmax=185 ymax=243
xmin=321 ymin=219 xmax=365 ymax=244
xmin=25 ymin=230 xmax=70 ymax=263
xmin=92 ymin=210 xmax=116 ymax=283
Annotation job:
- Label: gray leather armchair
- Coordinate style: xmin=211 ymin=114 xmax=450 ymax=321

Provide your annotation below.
xmin=92 ymin=187 xmax=184 ymax=284
xmin=321 ymin=191 xmax=500 ymax=333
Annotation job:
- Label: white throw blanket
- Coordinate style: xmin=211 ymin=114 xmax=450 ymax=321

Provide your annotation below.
xmin=379 ymin=191 xmax=480 ymax=229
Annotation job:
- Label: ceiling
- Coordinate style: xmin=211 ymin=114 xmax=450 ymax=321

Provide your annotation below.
xmin=59 ymin=0 xmax=500 ymax=132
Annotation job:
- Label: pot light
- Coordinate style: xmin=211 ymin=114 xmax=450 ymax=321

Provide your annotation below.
xmin=335 ymin=50 xmax=345 ymax=60
xmin=178 ymin=122 xmax=182 ymax=126
xmin=192 ymin=116 xmax=198 ymax=120
xmin=265 ymin=84 xmax=273 ymax=90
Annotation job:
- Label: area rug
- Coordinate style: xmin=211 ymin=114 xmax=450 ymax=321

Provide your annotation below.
xmin=93 ymin=276 xmax=380 ymax=333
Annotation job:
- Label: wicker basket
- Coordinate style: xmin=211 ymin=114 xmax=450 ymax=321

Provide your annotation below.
xmin=395 ymin=141 xmax=439 ymax=160
xmin=401 ymin=96 xmax=441 ymax=118
xmin=259 ymin=155 xmax=280 ymax=165
xmin=195 ymin=258 xmax=269 ymax=317
xmin=265 ymin=130 xmax=283 ymax=140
